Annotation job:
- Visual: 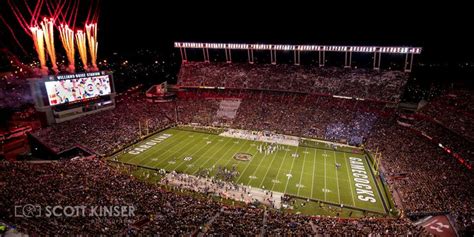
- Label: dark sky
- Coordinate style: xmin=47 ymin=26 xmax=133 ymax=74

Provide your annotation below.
xmin=1 ymin=1 xmax=473 ymax=63
xmin=98 ymin=2 xmax=473 ymax=63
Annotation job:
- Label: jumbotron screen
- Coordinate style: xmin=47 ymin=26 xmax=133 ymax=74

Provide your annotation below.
xmin=45 ymin=75 xmax=112 ymax=106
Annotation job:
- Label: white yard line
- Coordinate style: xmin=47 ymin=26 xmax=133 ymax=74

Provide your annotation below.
xmin=220 ymin=139 xmax=253 ymax=168
xmin=284 ymin=146 xmax=300 ymax=193
xmin=200 ymin=139 xmax=254 ymax=179
xmin=138 ymin=131 xmax=196 ymax=167
xmin=166 ymin=134 xmax=221 ymax=171
xmin=144 ymin=132 xmax=205 ymax=169
xmin=246 ymin=143 xmax=277 ymax=186
xmin=343 ymin=152 xmax=356 ymax=207
xmin=235 ymin=142 xmax=268 ymax=184
xmin=270 ymin=146 xmax=291 ymax=191
xmin=296 ymin=147 xmax=308 ymax=196
xmin=311 ymin=148 xmax=317 ymax=199
xmin=324 ymin=150 xmax=327 ymax=201
xmin=333 ymin=150 xmax=341 ymax=204
xmin=258 ymin=147 xmax=283 ymax=188
xmin=183 ymin=136 xmax=237 ymax=173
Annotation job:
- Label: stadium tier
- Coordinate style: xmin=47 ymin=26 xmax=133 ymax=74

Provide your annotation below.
xmin=178 ymin=62 xmax=410 ymax=102
xmin=31 ymin=95 xmax=174 ymax=156
xmin=419 ymin=90 xmax=474 ymax=141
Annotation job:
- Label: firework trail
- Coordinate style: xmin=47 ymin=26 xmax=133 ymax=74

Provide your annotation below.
xmin=41 ymin=17 xmax=58 ymax=72
xmin=29 ymin=26 xmax=48 ymax=74
xmin=76 ymin=30 xmax=88 ymax=70
xmin=58 ymin=24 xmax=75 ymax=72
xmin=86 ymin=23 xmax=98 ymax=71
xmin=4 ymin=0 xmax=101 ymax=74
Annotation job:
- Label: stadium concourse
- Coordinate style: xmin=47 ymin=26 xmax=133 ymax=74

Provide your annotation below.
xmin=3 ymin=64 xmax=473 ymax=235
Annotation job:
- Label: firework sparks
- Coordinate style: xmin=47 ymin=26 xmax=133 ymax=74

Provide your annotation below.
xmin=59 ymin=24 xmax=75 ymax=72
xmin=76 ymin=30 xmax=88 ymax=70
xmin=40 ymin=17 xmax=58 ymax=72
xmin=86 ymin=23 xmax=98 ymax=71
xmin=29 ymin=26 xmax=48 ymax=74
xmin=4 ymin=0 xmax=101 ymax=74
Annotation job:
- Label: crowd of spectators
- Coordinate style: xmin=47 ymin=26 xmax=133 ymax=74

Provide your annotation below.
xmin=410 ymin=117 xmax=473 ymax=162
xmin=264 ymin=211 xmax=426 ymax=236
xmin=26 ymin=92 xmax=377 ymax=152
xmin=176 ymin=92 xmax=386 ymax=146
xmin=365 ymin=122 xmax=474 ymax=234
xmin=419 ymin=90 xmax=474 ymax=141
xmin=169 ymin=91 xmax=474 ymax=235
xmin=176 ymin=99 xmax=219 ymax=126
xmin=206 ymin=207 xmax=264 ymax=235
xmin=3 ymin=61 xmax=473 ymax=235
xmin=0 ymin=159 xmax=219 ymax=235
xmin=178 ymin=62 xmax=409 ymax=102
xmin=0 ymin=159 xmax=428 ymax=236
xmin=32 ymin=95 xmax=174 ymax=155
xmin=325 ymin=112 xmax=378 ymax=145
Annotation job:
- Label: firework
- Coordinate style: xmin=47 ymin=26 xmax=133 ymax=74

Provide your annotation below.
xmin=86 ymin=23 xmax=98 ymax=71
xmin=76 ymin=30 xmax=88 ymax=70
xmin=29 ymin=26 xmax=48 ymax=74
xmin=3 ymin=0 xmax=101 ymax=74
xmin=40 ymin=17 xmax=58 ymax=72
xmin=59 ymin=24 xmax=75 ymax=72
xmin=7 ymin=0 xmax=48 ymax=74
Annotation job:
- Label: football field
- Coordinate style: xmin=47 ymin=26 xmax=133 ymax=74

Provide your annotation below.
xmin=113 ymin=127 xmax=389 ymax=214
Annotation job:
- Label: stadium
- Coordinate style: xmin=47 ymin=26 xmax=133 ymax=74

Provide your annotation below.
xmin=0 ymin=2 xmax=473 ymax=236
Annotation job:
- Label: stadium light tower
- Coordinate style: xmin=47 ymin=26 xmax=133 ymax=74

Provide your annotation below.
xmin=174 ymin=42 xmax=422 ymax=72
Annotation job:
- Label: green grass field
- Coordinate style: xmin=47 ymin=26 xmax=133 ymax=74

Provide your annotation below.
xmin=113 ymin=127 xmax=389 ymax=214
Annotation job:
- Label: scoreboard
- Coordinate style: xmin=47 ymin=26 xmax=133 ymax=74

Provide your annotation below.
xmin=45 ymin=75 xmax=112 ymax=106
xmin=28 ymin=71 xmax=116 ymax=125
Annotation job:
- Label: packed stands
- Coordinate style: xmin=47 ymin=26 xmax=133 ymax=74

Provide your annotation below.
xmin=410 ymin=117 xmax=473 ymax=163
xmin=178 ymin=62 xmax=409 ymax=102
xmin=0 ymin=159 xmax=428 ymax=236
xmin=32 ymin=95 xmax=174 ymax=156
xmin=4 ymin=61 xmax=473 ymax=235
xmin=176 ymin=92 xmax=386 ymax=146
xmin=419 ymin=90 xmax=474 ymax=141
xmin=366 ymin=123 xmax=474 ymax=234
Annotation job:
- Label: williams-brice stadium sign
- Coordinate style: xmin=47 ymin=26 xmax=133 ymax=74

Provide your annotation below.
xmin=49 ymin=71 xmax=106 ymax=80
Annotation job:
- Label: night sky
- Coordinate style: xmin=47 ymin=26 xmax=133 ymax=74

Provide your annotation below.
xmin=99 ymin=2 xmax=473 ymax=64
xmin=1 ymin=2 xmax=473 ymax=64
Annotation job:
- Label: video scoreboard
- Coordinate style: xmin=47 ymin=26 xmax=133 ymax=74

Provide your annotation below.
xmin=44 ymin=73 xmax=112 ymax=106
xmin=28 ymin=71 xmax=116 ymax=124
